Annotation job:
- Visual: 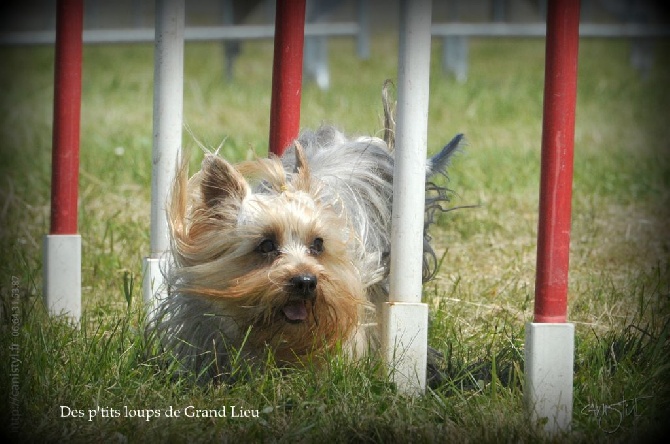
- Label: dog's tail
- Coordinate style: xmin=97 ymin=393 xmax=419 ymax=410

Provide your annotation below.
xmin=422 ymin=133 xmax=465 ymax=282
xmin=426 ymin=133 xmax=464 ymax=178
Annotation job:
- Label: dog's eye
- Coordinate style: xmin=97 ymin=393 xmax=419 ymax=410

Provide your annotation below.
xmin=309 ymin=237 xmax=324 ymax=255
xmin=257 ymin=238 xmax=278 ymax=255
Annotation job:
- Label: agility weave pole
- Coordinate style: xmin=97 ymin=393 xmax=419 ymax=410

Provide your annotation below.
xmin=269 ymin=0 xmax=306 ymax=156
xmin=143 ymin=0 xmax=185 ymax=308
xmin=44 ymin=0 xmax=84 ymax=323
xmin=525 ymin=0 xmax=580 ymax=434
xmin=382 ymin=0 xmax=433 ymax=395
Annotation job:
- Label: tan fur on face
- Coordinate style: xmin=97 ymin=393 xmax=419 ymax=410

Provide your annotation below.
xmin=166 ymin=143 xmax=369 ymax=364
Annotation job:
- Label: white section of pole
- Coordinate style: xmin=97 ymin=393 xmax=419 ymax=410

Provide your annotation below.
xmin=143 ymin=0 xmax=185 ymax=307
xmin=382 ymin=302 xmax=428 ymax=395
xmin=44 ymin=234 xmax=81 ymax=323
xmin=391 ymin=0 xmax=431 ymax=304
xmin=143 ymin=257 xmax=164 ymax=310
xmin=525 ymin=323 xmax=575 ymax=434
xmin=382 ymin=0 xmax=432 ymax=395
xmin=150 ymin=0 xmax=184 ymax=256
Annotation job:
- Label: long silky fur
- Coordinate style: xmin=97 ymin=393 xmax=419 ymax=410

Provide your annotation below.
xmin=147 ymin=124 xmax=462 ymax=383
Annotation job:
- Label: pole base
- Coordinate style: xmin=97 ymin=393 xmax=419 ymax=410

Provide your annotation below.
xmin=43 ymin=234 xmax=81 ymax=323
xmin=525 ymin=322 xmax=574 ymax=435
xmin=381 ymin=301 xmax=428 ymax=395
xmin=143 ymin=256 xmax=167 ymax=315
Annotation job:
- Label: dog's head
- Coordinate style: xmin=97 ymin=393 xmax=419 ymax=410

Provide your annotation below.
xmin=167 ymin=144 xmax=368 ymax=362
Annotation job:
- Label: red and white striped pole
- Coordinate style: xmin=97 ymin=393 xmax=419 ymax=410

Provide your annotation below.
xmin=43 ymin=0 xmax=84 ymax=323
xmin=525 ymin=0 xmax=580 ymax=434
xmin=268 ymin=0 xmax=306 ymax=156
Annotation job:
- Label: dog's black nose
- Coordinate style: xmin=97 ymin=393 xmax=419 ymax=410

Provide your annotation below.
xmin=290 ymin=274 xmax=317 ymax=298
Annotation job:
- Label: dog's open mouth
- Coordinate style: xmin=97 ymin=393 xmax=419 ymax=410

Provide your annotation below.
xmin=282 ymin=300 xmax=308 ymax=323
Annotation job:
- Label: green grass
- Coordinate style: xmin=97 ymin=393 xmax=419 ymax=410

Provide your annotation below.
xmin=1 ymin=35 xmax=669 ymax=442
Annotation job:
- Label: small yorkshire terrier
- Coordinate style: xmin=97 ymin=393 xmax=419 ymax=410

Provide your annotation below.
xmin=150 ymin=122 xmax=463 ymax=383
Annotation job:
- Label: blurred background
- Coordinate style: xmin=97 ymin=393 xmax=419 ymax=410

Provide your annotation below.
xmin=0 ymin=2 xmax=669 ymax=440
xmin=2 ymin=0 xmax=668 ymax=88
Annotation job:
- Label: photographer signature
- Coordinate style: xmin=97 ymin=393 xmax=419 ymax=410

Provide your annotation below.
xmin=581 ymin=396 xmax=652 ymax=433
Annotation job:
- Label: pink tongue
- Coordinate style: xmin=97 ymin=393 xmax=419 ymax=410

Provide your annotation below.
xmin=282 ymin=301 xmax=308 ymax=321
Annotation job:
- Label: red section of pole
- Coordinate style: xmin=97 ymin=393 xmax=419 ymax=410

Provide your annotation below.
xmin=268 ymin=0 xmax=306 ymax=156
xmin=534 ymin=0 xmax=581 ymax=323
xmin=50 ymin=0 xmax=84 ymax=234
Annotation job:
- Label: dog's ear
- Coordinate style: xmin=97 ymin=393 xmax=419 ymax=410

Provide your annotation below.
xmin=292 ymin=141 xmax=311 ymax=192
xmin=200 ymin=154 xmax=249 ymax=207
